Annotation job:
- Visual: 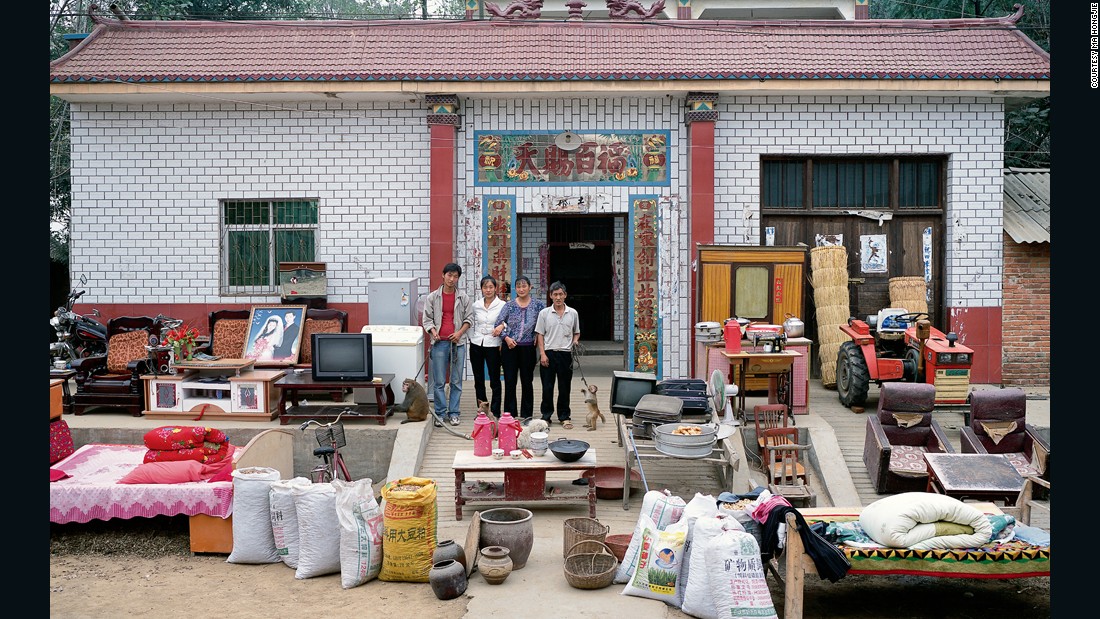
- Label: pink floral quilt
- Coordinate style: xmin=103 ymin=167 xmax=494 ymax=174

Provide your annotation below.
xmin=49 ymin=444 xmax=234 ymax=524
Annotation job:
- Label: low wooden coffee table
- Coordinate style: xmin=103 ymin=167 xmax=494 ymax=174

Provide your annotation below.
xmin=452 ymin=450 xmax=597 ymax=521
xmin=924 ymin=452 xmax=1025 ymax=505
xmin=276 ymin=372 xmax=395 ymax=426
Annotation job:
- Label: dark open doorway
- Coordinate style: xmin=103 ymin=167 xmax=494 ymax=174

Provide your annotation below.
xmin=546 ymin=216 xmax=614 ymax=340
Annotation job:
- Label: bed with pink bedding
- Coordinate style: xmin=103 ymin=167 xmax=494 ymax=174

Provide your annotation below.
xmin=49 ymin=428 xmax=294 ymax=552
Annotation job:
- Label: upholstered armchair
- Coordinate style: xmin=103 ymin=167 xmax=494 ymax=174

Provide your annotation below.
xmin=201 ymin=309 xmax=251 ymax=359
xmin=863 ymin=382 xmax=955 ymax=494
xmin=71 ymin=316 xmax=159 ymax=417
xmin=961 ymin=388 xmax=1050 ymax=486
xmin=296 ymin=308 xmax=349 ymax=368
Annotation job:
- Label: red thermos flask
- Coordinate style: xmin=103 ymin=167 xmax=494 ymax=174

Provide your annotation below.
xmin=724 ymin=319 xmax=742 ymax=353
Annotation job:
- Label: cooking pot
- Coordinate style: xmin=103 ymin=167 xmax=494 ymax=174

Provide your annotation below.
xmin=782 ymin=313 xmax=805 ymax=338
xmin=549 ymin=438 xmax=590 ymax=463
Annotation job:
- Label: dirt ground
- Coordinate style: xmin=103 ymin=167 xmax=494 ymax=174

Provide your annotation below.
xmin=49 ymin=516 xmax=1051 ymax=618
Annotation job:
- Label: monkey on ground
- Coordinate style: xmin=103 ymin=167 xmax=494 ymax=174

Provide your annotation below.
xmin=394 ymin=378 xmax=430 ymax=424
xmin=581 ymin=384 xmax=605 ymax=431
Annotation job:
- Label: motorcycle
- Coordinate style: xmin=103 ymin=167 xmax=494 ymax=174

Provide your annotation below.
xmin=49 ymin=278 xmax=108 ymax=367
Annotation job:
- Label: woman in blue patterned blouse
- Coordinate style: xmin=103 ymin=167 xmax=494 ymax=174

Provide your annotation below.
xmin=493 ymin=276 xmax=546 ymax=424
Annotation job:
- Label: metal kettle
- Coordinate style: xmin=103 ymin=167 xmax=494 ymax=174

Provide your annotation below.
xmin=782 ymin=313 xmax=805 ymax=338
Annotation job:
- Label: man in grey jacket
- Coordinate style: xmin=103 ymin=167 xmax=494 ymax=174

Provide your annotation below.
xmin=422 ymin=263 xmax=474 ymax=426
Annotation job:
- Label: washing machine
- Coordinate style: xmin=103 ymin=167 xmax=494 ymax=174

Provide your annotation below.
xmin=353 ymin=325 xmax=425 ymax=406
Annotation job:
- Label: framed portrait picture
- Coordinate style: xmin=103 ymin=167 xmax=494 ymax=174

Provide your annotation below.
xmin=243 ymin=305 xmax=307 ymax=366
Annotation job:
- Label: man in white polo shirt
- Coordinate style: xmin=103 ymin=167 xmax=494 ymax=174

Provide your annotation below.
xmin=535 ymin=281 xmax=581 ymax=430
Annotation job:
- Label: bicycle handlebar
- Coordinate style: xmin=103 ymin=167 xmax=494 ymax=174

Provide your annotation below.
xmin=297 ymin=408 xmax=365 ymax=430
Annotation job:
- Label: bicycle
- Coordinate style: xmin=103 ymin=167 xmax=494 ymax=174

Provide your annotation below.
xmin=298 ymin=409 xmax=361 ymax=483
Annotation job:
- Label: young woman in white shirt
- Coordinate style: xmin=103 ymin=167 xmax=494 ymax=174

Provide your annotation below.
xmin=468 ymin=275 xmax=507 ymax=417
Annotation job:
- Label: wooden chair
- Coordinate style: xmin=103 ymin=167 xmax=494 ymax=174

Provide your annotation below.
xmin=201 ymin=309 xmax=251 ymax=359
xmin=761 ymin=427 xmax=807 ymax=483
xmin=1003 ymin=475 xmax=1051 ymax=527
xmin=762 ymin=428 xmax=815 ymax=508
xmin=754 ymin=403 xmax=792 ymax=462
xmin=71 ymin=316 xmax=160 ymax=417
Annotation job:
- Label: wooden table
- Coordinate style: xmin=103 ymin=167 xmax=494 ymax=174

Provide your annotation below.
xmin=720 ymin=349 xmax=800 ymax=420
xmin=172 ymin=358 xmax=255 ymax=375
xmin=924 ymin=452 xmax=1025 ymax=505
xmin=276 ymin=372 xmax=395 ymax=426
xmin=50 ymin=369 xmax=76 ymax=416
xmin=452 ymin=450 xmax=598 ymax=521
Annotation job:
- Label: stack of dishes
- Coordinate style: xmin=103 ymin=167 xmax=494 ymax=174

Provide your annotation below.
xmin=529 ymin=431 xmax=548 ymax=456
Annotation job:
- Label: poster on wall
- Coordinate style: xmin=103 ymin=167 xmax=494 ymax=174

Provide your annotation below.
xmin=922 ymin=226 xmax=933 ymax=289
xmin=860 ymin=235 xmax=887 ymax=273
xmin=816 ymin=233 xmax=843 ymax=247
xmin=765 ymin=227 xmax=776 ymax=246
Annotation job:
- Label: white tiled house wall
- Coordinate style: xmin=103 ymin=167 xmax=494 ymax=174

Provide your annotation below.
xmin=67 ymin=101 xmax=431 ymax=305
xmin=713 ymin=95 xmax=1005 ymax=308
xmin=456 ymin=97 xmax=691 ymax=378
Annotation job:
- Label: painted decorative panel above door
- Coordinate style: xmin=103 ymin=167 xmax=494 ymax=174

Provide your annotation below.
xmin=474 ymin=131 xmax=670 ymax=186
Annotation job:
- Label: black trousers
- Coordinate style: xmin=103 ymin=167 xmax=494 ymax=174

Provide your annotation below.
xmin=468 ymin=343 xmax=502 ymax=416
xmin=539 ymin=349 xmax=573 ymax=421
xmin=501 ymin=343 xmax=537 ymax=419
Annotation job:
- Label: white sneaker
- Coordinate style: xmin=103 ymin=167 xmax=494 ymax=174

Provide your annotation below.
xmin=449 ymin=416 xmax=460 ymax=426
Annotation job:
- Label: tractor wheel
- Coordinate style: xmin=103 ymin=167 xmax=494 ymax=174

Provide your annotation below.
xmin=837 ymin=341 xmax=871 ymax=407
xmin=904 ymin=348 xmax=922 ymax=382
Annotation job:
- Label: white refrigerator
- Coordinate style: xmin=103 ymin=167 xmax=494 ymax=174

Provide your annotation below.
xmin=354 ymin=324 xmax=425 ymax=406
xmin=367 ymin=277 xmax=419 ymax=326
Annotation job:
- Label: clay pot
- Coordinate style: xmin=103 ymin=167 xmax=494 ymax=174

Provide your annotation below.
xmin=477 ymin=545 xmax=513 ymax=585
xmin=428 ymin=559 xmax=467 ymax=600
xmin=478 ymin=507 xmax=534 ymax=569
xmin=433 ymin=539 xmax=467 ymax=572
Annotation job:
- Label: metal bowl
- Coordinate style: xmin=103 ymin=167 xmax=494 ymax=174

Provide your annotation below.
xmin=549 ymin=438 xmax=590 ymax=463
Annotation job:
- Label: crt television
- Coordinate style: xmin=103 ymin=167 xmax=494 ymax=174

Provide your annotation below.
xmin=609 ymin=370 xmax=657 ymax=416
xmin=310 ymin=332 xmax=373 ymax=381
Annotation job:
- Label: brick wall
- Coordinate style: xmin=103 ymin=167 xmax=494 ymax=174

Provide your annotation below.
xmin=714 ymin=95 xmax=1005 ymax=308
xmin=67 ymin=100 xmax=429 ymax=306
xmin=1001 ymin=233 xmax=1051 ymax=386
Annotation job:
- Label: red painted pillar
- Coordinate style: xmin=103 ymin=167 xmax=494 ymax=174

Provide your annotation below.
xmin=685 ymin=92 xmax=718 ymax=378
xmin=427 ymin=96 xmax=461 ymax=282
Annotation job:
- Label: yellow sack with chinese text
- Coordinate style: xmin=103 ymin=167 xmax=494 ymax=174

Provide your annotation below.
xmin=378 ymin=477 xmax=438 ymax=582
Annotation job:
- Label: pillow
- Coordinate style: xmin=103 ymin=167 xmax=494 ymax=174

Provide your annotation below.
xmin=118 ymin=460 xmax=204 ymax=484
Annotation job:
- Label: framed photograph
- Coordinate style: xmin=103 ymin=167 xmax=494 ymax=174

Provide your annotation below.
xmin=243 ymin=305 xmax=307 ymax=366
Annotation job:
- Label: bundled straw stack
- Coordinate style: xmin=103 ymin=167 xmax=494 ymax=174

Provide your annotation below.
xmin=889 ymin=276 xmax=928 ymax=314
xmin=810 ymin=246 xmax=850 ymax=387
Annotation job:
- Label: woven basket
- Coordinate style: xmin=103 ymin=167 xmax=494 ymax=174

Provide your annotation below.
xmin=563 ymin=517 xmax=608 ymax=558
xmin=604 ymin=534 xmax=631 ymax=563
xmin=563 ymin=544 xmax=618 ymax=590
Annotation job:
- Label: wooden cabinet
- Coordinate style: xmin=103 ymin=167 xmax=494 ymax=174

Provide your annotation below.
xmin=50 ymin=379 xmax=64 ymax=420
xmin=142 ymin=369 xmax=285 ymax=421
xmin=696 ymin=245 xmax=808 ymax=326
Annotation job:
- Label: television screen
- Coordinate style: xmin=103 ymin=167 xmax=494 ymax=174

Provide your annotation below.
xmin=311 ymin=333 xmax=373 ymax=381
xmin=610 ymin=371 xmax=657 ymax=416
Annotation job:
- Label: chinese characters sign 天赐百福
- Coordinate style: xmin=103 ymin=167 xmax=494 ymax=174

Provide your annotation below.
xmin=475 ymin=131 xmax=670 ymax=186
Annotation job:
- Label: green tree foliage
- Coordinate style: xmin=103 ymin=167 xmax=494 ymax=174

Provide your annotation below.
xmin=871 ymin=0 xmax=1050 ymax=168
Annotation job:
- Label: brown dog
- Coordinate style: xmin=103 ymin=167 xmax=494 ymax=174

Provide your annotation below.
xmin=581 ymin=385 xmax=605 ymax=431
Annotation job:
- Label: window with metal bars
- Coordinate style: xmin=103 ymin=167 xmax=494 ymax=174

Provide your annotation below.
xmin=761 ymin=157 xmax=944 ymax=211
xmin=221 ymin=199 xmax=318 ymax=294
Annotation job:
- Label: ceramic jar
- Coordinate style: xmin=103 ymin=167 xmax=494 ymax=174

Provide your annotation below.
xmin=477 ymin=545 xmax=513 ymax=585
xmin=429 ymin=559 xmax=468 ymax=600
xmin=478 ymin=507 xmax=535 ymax=569
xmin=432 ymin=539 xmax=467 ymax=572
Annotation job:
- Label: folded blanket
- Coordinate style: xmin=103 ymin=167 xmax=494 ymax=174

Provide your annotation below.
xmin=859 ymin=492 xmax=992 ymax=550
xmin=144 ymin=442 xmax=231 ymax=464
xmin=144 ymin=426 xmax=228 ymax=451
xmin=143 ymin=426 xmax=230 ymax=464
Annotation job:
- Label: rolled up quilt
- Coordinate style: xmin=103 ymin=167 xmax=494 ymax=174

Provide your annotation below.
xmin=144 ymin=442 xmax=231 ymax=464
xmin=859 ymin=492 xmax=992 ymax=550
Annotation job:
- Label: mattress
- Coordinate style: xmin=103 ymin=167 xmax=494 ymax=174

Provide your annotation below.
xmin=50 ymin=444 xmax=235 ymax=524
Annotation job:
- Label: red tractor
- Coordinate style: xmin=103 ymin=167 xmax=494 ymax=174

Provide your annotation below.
xmin=836 ymin=308 xmax=974 ymax=408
